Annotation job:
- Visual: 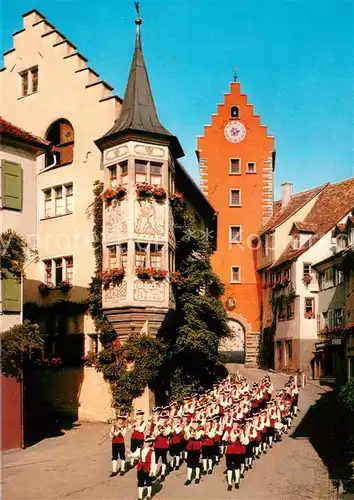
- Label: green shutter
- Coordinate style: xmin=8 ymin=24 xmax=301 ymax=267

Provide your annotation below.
xmin=2 ymin=274 xmax=21 ymax=312
xmin=1 ymin=160 xmax=23 ymax=210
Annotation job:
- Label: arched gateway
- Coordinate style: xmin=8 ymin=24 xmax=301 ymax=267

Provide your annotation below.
xmin=220 ymin=318 xmax=245 ymax=363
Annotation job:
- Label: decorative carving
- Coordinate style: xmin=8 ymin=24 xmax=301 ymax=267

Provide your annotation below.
xmin=225 ymin=297 xmax=236 ymax=310
xmin=105 ymin=145 xmax=128 ymax=163
xmin=134 ymin=145 xmax=165 ymax=158
xmin=104 ymin=281 xmax=127 ymax=302
xmin=134 ymin=280 xmax=165 ymax=302
xmin=106 ymin=199 xmax=127 ymax=236
xmin=168 ymin=205 xmax=175 ymax=246
xmin=135 ymin=199 xmax=164 ymax=238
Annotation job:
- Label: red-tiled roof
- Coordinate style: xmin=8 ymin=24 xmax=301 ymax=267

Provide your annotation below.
xmin=260 ymin=185 xmax=326 ymax=235
xmin=0 ymin=117 xmax=49 ymax=149
xmin=272 ymin=178 xmax=354 ymax=268
xmin=292 ymin=221 xmax=316 ymax=233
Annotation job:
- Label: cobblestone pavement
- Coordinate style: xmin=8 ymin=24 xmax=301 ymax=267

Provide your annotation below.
xmin=2 ymin=367 xmax=338 ymax=500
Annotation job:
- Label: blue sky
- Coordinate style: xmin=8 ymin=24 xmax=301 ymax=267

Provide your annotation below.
xmin=2 ymin=0 xmax=353 ymax=198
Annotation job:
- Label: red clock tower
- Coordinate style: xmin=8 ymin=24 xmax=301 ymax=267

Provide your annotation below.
xmin=197 ymin=80 xmax=275 ymax=366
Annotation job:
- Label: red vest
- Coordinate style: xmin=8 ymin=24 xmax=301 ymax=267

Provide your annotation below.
xmin=112 ymin=434 xmax=125 ymax=444
xmin=154 ymin=434 xmax=169 ymax=449
xmin=136 ymin=448 xmax=153 ymax=473
xmin=226 ymin=439 xmax=246 ymax=455
xmin=187 ymin=438 xmax=202 ymax=451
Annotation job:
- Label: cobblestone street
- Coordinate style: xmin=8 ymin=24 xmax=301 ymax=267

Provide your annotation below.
xmin=2 ymin=368 xmax=338 ymax=500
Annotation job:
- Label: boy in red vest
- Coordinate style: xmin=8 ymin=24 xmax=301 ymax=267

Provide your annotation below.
xmin=185 ymin=422 xmax=203 ymax=485
xmin=136 ymin=436 xmax=156 ymax=500
xmin=109 ymin=415 xmax=127 ymax=477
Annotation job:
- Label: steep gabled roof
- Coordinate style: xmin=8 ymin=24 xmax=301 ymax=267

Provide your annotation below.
xmin=259 ymin=185 xmax=326 ymax=235
xmin=272 ymin=178 xmax=354 ymax=268
xmin=291 ymin=221 xmax=316 ymax=234
xmin=0 ymin=116 xmax=50 ymax=150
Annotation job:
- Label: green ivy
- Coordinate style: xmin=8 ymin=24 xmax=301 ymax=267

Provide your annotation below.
xmin=0 ymin=230 xmax=29 ymax=279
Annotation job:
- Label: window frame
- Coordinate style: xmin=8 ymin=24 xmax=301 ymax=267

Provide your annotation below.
xmin=19 ymin=65 xmax=39 ymax=98
xmin=229 ymin=188 xmax=241 ymax=207
xmin=230 ymin=266 xmax=241 ymax=283
xmin=229 ymin=225 xmax=242 ymax=244
xmin=42 ymin=183 xmax=74 ymax=219
xmin=246 ymin=162 xmax=257 ymax=174
xmin=43 ymin=256 xmax=74 ymax=287
xmin=230 ymin=106 xmax=240 ymax=119
xmin=229 ymin=158 xmax=241 ymax=175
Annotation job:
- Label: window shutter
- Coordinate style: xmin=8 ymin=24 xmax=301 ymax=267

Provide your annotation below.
xmin=2 ymin=160 xmax=22 ymax=210
xmin=2 ymin=274 xmax=21 ymax=312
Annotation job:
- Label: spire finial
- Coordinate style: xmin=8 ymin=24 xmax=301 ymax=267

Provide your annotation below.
xmin=233 ymin=67 xmax=238 ymax=82
xmin=134 ymin=2 xmax=142 ymax=44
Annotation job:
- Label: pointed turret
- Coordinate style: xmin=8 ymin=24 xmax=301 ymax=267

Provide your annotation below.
xmin=96 ymin=8 xmax=183 ymax=158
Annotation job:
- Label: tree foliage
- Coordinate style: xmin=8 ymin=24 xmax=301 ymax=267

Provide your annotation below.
xmin=339 ymin=378 xmax=354 ymax=414
xmin=0 ymin=321 xmax=43 ymax=380
xmin=0 ymin=230 xmax=28 ymax=279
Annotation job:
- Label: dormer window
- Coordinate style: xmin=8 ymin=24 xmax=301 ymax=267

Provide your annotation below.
xmin=337 ymin=235 xmax=348 ymax=250
xmin=292 ymin=234 xmax=300 ymax=250
xmin=230 ymin=106 xmax=240 ymax=119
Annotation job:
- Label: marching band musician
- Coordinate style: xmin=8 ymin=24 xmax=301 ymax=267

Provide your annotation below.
xmin=169 ymin=415 xmax=183 ymax=470
xmin=201 ymin=417 xmax=215 ymax=475
xmin=109 ymin=415 xmax=127 ymax=477
xmin=136 ymin=436 xmax=156 ymax=500
xmin=244 ymin=417 xmax=257 ymax=469
xmin=184 ymin=421 xmax=203 ymax=485
xmin=213 ymin=414 xmax=223 ymax=463
xmin=223 ymin=419 xmax=248 ymax=491
xmin=130 ymin=410 xmax=146 ymax=468
xmin=152 ymin=414 xmax=171 ymax=480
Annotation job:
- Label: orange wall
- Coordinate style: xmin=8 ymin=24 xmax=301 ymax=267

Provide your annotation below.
xmin=197 ymin=82 xmax=275 ymax=332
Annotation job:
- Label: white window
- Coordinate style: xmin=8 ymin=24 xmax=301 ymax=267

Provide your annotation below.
xmin=43 ymin=184 xmax=73 ymax=218
xmin=65 ymin=184 xmax=73 ymax=213
xmin=335 ymin=269 xmax=344 ymax=285
xmin=292 ymin=234 xmax=300 ymax=250
xmin=324 ymin=268 xmax=334 ymax=288
xmin=135 ymin=160 xmax=148 ymax=183
xmin=229 ymin=225 xmax=242 ymax=243
xmin=231 ymin=266 xmax=241 ymax=283
xmin=19 ymin=66 xmax=38 ymax=97
xmin=169 ymin=247 xmax=175 ymax=272
xmin=54 ymin=187 xmax=64 ymax=216
xmin=135 ymin=242 xmax=148 ymax=268
xmin=150 ymin=162 xmax=162 ymax=186
xmin=334 ymin=308 xmax=344 ymax=327
xmin=108 ymin=246 xmax=117 ymax=269
xmin=246 ymin=162 xmax=256 ymax=173
xmin=303 ymin=263 xmax=312 ymax=278
xmin=43 ymin=256 xmax=74 ymax=286
xmin=120 ymin=160 xmax=128 ymax=186
xmin=150 ymin=244 xmax=163 ymax=268
xmin=108 ymin=165 xmax=117 ymax=187
xmin=229 ymin=159 xmax=241 ymax=175
xmin=230 ymin=189 xmax=241 ymax=206
xmin=44 ymin=189 xmax=52 ymax=218
xmin=120 ymin=243 xmax=128 ymax=269
xmin=337 ymin=235 xmax=347 ymax=250
xmin=349 ymin=228 xmax=354 ymax=245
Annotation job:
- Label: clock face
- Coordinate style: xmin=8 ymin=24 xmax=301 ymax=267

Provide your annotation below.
xmin=224 ymin=121 xmax=246 ymax=143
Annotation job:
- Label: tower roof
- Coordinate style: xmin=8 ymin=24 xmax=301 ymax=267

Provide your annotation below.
xmin=96 ymin=8 xmax=183 ymax=158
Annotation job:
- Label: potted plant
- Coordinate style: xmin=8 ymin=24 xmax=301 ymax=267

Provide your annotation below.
xmin=99 ymin=269 xmax=112 ymax=290
xmin=153 ymin=186 xmax=167 ymax=202
xmin=110 ymin=267 xmax=125 ymax=286
xmin=304 ymin=311 xmax=315 ymax=319
xmin=38 ymin=282 xmax=52 ymax=296
xmin=302 ymin=274 xmax=313 ymax=286
xmin=136 ymin=183 xmax=154 ymax=199
xmin=102 ymin=187 xmax=117 ymax=207
xmin=59 ymin=280 xmax=72 ymax=292
xmin=136 ymin=267 xmax=153 ymax=280
xmin=115 ymin=185 xmax=127 ymax=201
xmin=152 ymin=269 xmax=168 ymax=280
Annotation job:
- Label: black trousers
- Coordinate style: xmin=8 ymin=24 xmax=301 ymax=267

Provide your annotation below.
xmin=202 ymin=445 xmax=214 ymax=459
xmin=187 ymin=450 xmax=200 ymax=469
xmin=137 ymin=469 xmax=152 ymax=487
xmin=170 ymin=442 xmax=182 ymax=457
xmin=131 ymin=438 xmax=144 ymax=454
xmin=245 ymin=443 xmax=254 ymax=458
xmin=226 ymin=453 xmax=243 ymax=471
xmin=112 ymin=442 xmax=125 ymax=460
xmin=155 ymin=448 xmax=168 ymax=464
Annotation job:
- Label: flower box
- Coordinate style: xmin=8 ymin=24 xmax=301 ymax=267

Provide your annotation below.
xmin=304 ymin=312 xmax=315 ymax=319
xmin=170 ymin=271 xmax=184 ymax=285
xmin=38 ymin=282 xmax=53 ymax=296
xmin=153 ymin=186 xmax=167 ymax=201
xmin=115 ymin=185 xmax=127 ymax=200
xmin=58 ymin=280 xmax=72 ymax=292
xmin=136 ymin=267 xmax=153 ymax=280
xmin=152 ymin=269 xmax=168 ymax=280
xmin=136 ymin=183 xmax=154 ymax=198
xmin=99 ymin=268 xmax=125 ymax=289
xmin=103 ymin=186 xmax=126 ymax=206
xmin=302 ymin=274 xmax=313 ymax=286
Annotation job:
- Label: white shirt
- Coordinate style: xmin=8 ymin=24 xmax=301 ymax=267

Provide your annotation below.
xmin=141 ymin=447 xmax=156 ymax=471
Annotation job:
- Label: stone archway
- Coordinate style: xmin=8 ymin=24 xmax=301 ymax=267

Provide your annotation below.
xmin=220 ymin=314 xmax=247 ymax=363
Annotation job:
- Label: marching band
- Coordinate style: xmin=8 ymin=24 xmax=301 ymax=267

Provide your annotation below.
xmin=107 ymin=373 xmax=300 ymax=499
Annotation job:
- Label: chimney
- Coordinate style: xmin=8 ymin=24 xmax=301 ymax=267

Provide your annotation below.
xmin=281 ymin=182 xmax=293 ymax=209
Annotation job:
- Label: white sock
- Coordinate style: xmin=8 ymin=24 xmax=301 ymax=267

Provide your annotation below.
xmin=184 ymin=451 xmax=188 ymax=459
xmin=187 ymin=467 xmax=192 ymax=480
xmin=269 ymin=437 xmax=273 ymax=446
xmin=263 ymin=442 xmax=267 ymax=452
xmin=162 ymin=463 xmax=167 ymax=476
xmin=196 ymin=467 xmax=200 ymax=479
xmin=294 ymin=406 xmax=297 ymax=416
xmin=284 ymin=425 xmax=288 ymax=433
xmin=241 ymin=463 xmax=245 ymax=475
xmin=227 ymin=470 xmax=233 ymax=485
xmin=208 ymin=458 xmax=213 ymax=470
xmin=112 ymin=460 xmax=118 ymax=473
xmin=215 ymin=455 xmax=219 ymax=463
xmin=147 ymin=486 xmax=152 ymax=497
xmin=120 ymin=460 xmax=125 ymax=471
xmin=176 ymin=456 xmax=180 ymax=467
xmin=249 ymin=457 xmax=253 ymax=466
xmin=235 ymin=468 xmax=240 ymax=483
xmin=203 ymin=458 xmax=207 ymax=470
xmin=245 ymin=457 xmax=249 ymax=467
xmin=170 ymin=459 xmax=174 ymax=468
xmin=138 ymin=487 xmax=144 ymax=500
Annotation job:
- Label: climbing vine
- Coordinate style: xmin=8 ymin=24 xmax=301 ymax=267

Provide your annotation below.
xmin=0 ymin=229 xmax=30 ymax=279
